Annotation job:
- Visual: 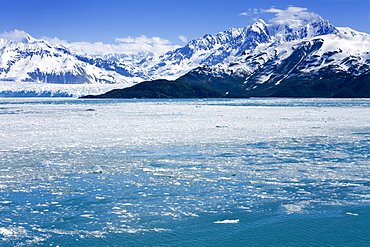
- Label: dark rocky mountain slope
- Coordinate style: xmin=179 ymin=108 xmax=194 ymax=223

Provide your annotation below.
xmin=80 ymin=80 xmax=224 ymax=99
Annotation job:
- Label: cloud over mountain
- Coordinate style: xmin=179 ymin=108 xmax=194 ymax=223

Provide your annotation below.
xmin=0 ymin=29 xmax=32 ymax=42
xmin=178 ymin=35 xmax=188 ymax=43
xmin=266 ymin=6 xmax=322 ymax=24
xmin=42 ymin=35 xmax=180 ymax=56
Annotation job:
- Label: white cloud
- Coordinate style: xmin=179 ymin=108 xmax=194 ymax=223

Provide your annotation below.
xmin=0 ymin=29 xmax=31 ymax=42
xmin=240 ymin=6 xmax=322 ymax=25
xmin=42 ymin=36 xmax=69 ymax=46
xmin=265 ymin=6 xmax=320 ymax=24
xmin=115 ymin=35 xmax=172 ymax=45
xmin=42 ymin=34 xmax=180 ymax=56
xmin=239 ymin=8 xmax=261 ymax=16
xmin=239 ymin=12 xmax=249 ymax=16
xmin=113 ymin=35 xmax=180 ymax=55
xmin=178 ymin=35 xmax=188 ymax=43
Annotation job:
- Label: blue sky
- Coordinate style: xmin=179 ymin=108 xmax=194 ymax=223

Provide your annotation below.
xmin=1 ymin=0 xmax=369 ymax=54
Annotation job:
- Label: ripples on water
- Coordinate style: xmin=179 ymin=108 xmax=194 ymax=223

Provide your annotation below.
xmin=0 ymin=98 xmax=369 ymax=246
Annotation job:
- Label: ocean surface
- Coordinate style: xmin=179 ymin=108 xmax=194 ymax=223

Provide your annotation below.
xmin=0 ymin=98 xmax=369 ymax=246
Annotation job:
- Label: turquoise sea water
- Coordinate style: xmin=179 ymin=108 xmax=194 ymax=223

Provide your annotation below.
xmin=0 ymin=98 xmax=369 ymax=246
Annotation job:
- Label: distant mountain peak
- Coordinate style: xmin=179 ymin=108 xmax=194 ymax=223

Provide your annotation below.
xmin=246 ymin=19 xmax=269 ymax=37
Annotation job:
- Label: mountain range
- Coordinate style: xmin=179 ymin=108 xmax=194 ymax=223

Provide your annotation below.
xmin=1 ymin=11 xmax=369 ymax=97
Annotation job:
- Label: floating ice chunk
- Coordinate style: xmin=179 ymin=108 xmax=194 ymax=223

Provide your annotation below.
xmin=0 ymin=226 xmax=28 ymax=238
xmin=346 ymin=212 xmax=359 ymax=216
xmin=282 ymin=204 xmax=304 ymax=214
xmin=214 ymin=219 xmax=240 ymax=224
xmin=80 ymin=214 xmax=95 ymax=218
xmin=0 ymin=228 xmax=13 ymax=237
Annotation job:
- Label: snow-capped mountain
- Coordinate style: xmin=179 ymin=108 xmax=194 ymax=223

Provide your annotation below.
xmin=1 ymin=8 xmax=370 ymax=97
xmin=141 ymin=13 xmax=339 ymax=80
xmin=0 ymin=34 xmax=149 ymax=96
xmin=178 ymin=26 xmax=370 ymax=97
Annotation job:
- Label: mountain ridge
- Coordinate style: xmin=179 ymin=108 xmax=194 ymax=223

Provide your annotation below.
xmin=177 ymin=27 xmax=370 ymax=97
xmin=1 ymin=9 xmax=370 ymax=97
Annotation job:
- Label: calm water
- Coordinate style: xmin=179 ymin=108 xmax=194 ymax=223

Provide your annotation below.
xmin=0 ymin=98 xmax=369 ymax=246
